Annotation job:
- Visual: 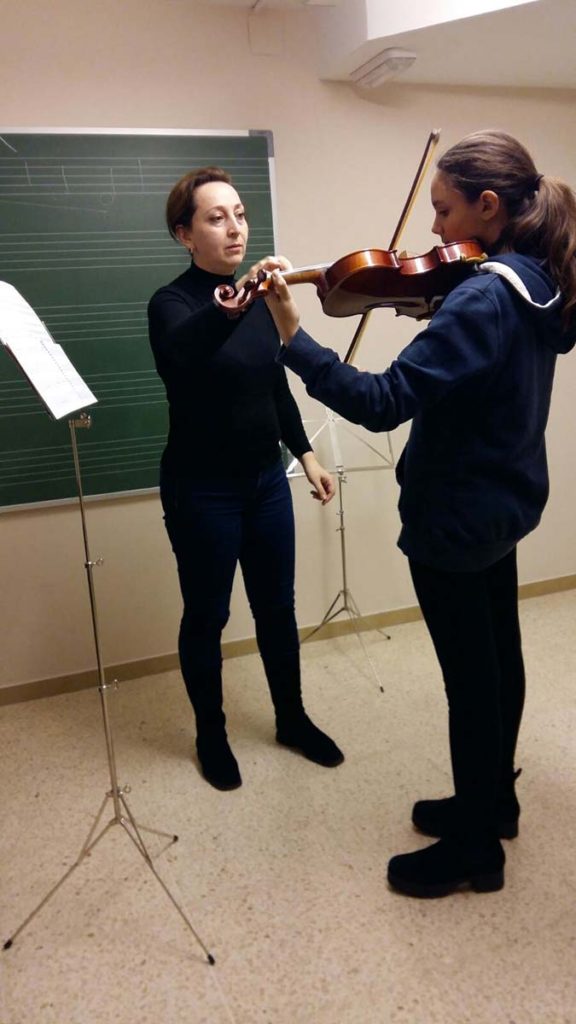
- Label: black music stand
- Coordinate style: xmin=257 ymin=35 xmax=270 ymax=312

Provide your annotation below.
xmin=0 ymin=283 xmax=213 ymax=962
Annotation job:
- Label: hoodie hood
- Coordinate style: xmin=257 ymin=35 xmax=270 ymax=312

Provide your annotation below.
xmin=477 ymin=254 xmax=576 ymax=354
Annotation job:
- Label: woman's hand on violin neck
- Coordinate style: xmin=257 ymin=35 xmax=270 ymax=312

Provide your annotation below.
xmin=300 ymin=451 xmax=335 ymax=505
xmin=236 ymin=254 xmax=293 ymax=292
xmin=264 ymin=269 xmax=301 ymax=345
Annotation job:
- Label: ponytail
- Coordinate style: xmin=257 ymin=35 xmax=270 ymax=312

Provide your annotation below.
xmin=508 ymin=175 xmax=576 ymax=324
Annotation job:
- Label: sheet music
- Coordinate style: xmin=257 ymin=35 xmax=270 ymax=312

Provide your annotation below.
xmin=0 ymin=282 xmax=97 ymax=419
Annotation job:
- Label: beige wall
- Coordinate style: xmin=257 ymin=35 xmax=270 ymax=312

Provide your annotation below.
xmin=1 ymin=0 xmax=575 ymax=689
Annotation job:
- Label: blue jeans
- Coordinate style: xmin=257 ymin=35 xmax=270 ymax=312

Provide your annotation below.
xmin=160 ymin=459 xmax=301 ymax=725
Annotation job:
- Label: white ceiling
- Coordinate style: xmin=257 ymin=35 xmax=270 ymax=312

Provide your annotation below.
xmin=191 ymin=0 xmax=576 ymax=90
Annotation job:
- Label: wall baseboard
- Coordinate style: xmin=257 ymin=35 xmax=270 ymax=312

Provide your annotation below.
xmin=2 ymin=574 xmax=575 ymax=707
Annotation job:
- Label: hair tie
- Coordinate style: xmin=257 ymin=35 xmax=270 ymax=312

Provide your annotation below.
xmin=533 ymin=173 xmax=544 ymax=191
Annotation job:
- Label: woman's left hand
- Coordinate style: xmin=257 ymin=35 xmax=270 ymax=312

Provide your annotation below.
xmin=300 ymin=451 xmax=335 ymax=505
xmin=236 ymin=255 xmax=292 ymax=293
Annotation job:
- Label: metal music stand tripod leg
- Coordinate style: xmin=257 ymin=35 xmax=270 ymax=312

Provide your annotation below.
xmin=3 ymin=414 xmax=214 ymax=964
xmin=301 ymin=412 xmax=387 ymax=694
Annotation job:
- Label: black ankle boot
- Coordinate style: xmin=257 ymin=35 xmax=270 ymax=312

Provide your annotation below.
xmin=276 ymin=713 xmax=344 ymax=767
xmin=387 ymin=836 xmax=505 ymax=898
xmin=262 ymin=648 xmax=344 ymax=767
xmin=412 ymin=770 xmax=521 ymax=840
xmin=196 ymin=732 xmax=242 ymax=791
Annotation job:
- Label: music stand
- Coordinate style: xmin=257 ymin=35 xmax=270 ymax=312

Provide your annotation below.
xmin=286 ymin=409 xmax=393 ymax=694
xmin=0 ymin=283 xmax=213 ymax=962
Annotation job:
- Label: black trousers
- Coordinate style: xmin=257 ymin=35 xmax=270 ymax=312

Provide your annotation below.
xmin=160 ymin=459 xmax=301 ymax=727
xmin=409 ymin=549 xmax=525 ymax=833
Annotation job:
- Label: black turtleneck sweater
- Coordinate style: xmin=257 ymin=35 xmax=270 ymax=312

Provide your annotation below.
xmin=147 ymin=262 xmax=311 ymax=476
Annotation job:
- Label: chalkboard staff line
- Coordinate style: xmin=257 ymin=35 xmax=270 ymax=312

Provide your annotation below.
xmin=0 ymin=243 xmax=278 ymax=253
xmin=0 ymin=179 xmax=271 ymax=190
xmin=0 ymin=160 xmax=270 ymax=169
xmin=0 ymin=399 xmax=167 ymax=417
xmin=0 ymin=171 xmax=272 ymax=181
xmin=37 ymin=334 xmax=147 ymax=343
xmin=0 ymin=232 xmax=271 ymax=243
xmin=0 ymin=228 xmax=271 ymax=239
xmin=0 ymin=371 xmax=159 ymax=391
xmin=2 ymin=254 xmax=188 ymax=264
xmin=0 ymin=190 xmax=271 ymax=198
xmin=1 ymin=258 xmax=272 ymax=272
xmin=2 ymin=445 xmax=164 ymax=467
xmin=2 ymin=246 xmax=212 ymax=256
xmin=0 ymin=188 xmax=271 ymax=198
xmin=0 ymin=166 xmax=270 ymax=178
xmin=37 ymin=301 xmax=148 ymax=309
xmin=0 ymin=373 xmax=162 ymax=389
xmin=0 ymin=385 xmax=164 ymax=402
xmin=1 ymin=458 xmax=162 ymax=481
xmin=2 ymin=260 xmax=199 ymax=270
xmin=0 ymin=393 xmax=166 ymax=416
xmin=44 ymin=332 xmax=148 ymax=342
xmin=1 ymin=461 xmax=162 ymax=486
xmin=2 ymin=457 xmax=164 ymax=481
xmin=1 ymin=260 xmax=192 ymax=271
xmin=0 ymin=388 xmax=164 ymax=408
xmin=0 ymin=435 xmax=167 ymax=458
xmin=0 ymin=237 xmax=271 ymax=253
xmin=1 ymin=444 xmax=166 ymax=470
xmin=43 ymin=312 xmax=147 ymax=320
xmin=0 ymin=154 xmax=269 ymax=162
xmin=0 ymin=240 xmax=183 ymax=245
xmin=43 ymin=324 xmax=147 ymax=334
xmin=0 ymin=176 xmax=269 ymax=184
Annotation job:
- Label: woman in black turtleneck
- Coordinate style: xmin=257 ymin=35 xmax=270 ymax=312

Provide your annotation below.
xmin=148 ymin=166 xmax=343 ymax=791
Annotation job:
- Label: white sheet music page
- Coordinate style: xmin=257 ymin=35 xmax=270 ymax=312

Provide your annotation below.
xmin=0 ymin=282 xmax=97 ymax=419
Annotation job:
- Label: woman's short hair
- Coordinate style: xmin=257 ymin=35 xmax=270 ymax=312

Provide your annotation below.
xmin=166 ymin=166 xmax=232 ymax=240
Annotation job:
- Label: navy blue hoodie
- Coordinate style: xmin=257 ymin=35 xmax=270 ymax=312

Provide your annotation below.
xmin=279 ymin=254 xmax=576 ymax=571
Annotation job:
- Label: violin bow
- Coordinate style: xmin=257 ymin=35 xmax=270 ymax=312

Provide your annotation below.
xmin=343 ymin=128 xmax=441 ymax=366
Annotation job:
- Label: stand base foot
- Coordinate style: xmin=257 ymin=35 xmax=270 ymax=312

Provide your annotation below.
xmin=4 ymin=791 xmax=211 ymax=961
xmin=302 ymin=589 xmax=386 ymax=693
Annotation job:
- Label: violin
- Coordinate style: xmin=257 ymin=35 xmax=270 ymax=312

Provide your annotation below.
xmin=213 ymin=240 xmax=486 ymax=321
xmin=214 ymin=130 xmax=486 ymax=365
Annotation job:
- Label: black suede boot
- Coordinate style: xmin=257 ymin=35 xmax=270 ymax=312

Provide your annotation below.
xmin=187 ymin=669 xmax=242 ymax=791
xmin=195 ymin=729 xmax=241 ymax=791
xmin=387 ymin=835 xmax=505 ymax=898
xmin=276 ymin=712 xmax=344 ymax=767
xmin=264 ymin=652 xmax=344 ymax=768
xmin=412 ymin=770 xmax=521 ymax=840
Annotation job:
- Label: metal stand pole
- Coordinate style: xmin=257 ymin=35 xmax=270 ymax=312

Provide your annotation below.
xmin=3 ymin=414 xmax=214 ymax=964
xmin=300 ymin=412 xmax=389 ymax=694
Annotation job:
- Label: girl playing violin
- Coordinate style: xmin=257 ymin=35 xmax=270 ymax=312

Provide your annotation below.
xmin=263 ymin=130 xmax=576 ymax=897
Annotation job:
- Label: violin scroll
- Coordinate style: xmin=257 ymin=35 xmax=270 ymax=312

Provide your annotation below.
xmin=214 ymin=268 xmax=269 ymax=318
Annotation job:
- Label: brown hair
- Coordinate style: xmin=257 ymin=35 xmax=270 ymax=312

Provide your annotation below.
xmin=438 ymin=130 xmax=576 ymax=323
xmin=165 ymin=166 xmax=232 ymax=240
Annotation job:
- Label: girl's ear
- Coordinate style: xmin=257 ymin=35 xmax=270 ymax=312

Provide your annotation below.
xmin=479 ymin=189 xmax=501 ymax=222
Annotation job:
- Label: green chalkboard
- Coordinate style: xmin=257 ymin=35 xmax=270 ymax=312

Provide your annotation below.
xmin=0 ymin=129 xmax=275 ymax=509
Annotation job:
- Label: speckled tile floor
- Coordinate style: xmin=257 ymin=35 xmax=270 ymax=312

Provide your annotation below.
xmin=1 ymin=591 xmax=575 ymax=1024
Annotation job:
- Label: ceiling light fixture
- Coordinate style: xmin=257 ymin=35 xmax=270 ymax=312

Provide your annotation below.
xmin=349 ymin=47 xmax=417 ymax=89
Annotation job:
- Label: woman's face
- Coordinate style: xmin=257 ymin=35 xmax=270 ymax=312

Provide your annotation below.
xmin=430 ymin=170 xmax=506 ymax=248
xmin=176 ymin=181 xmax=249 ymax=274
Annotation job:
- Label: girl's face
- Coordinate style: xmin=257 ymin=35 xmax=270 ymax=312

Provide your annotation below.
xmin=176 ymin=181 xmax=248 ymax=274
xmin=431 ymin=170 xmax=507 ymax=248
